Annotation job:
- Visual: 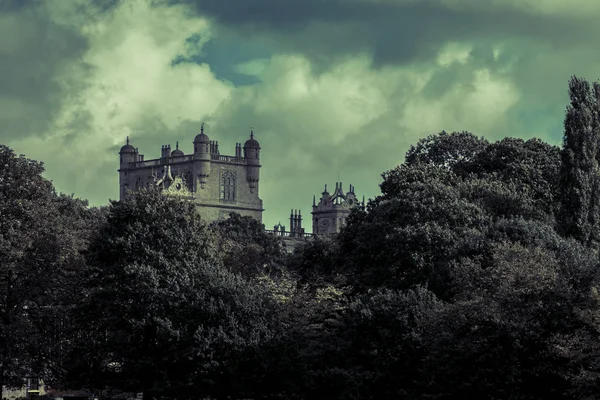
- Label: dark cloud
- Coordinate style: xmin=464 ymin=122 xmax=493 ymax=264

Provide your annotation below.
xmin=0 ymin=0 xmax=37 ymax=12
xmin=0 ymin=2 xmax=88 ymax=140
xmin=165 ymin=0 xmax=593 ymax=69
xmin=172 ymin=30 xmax=271 ymax=86
xmin=0 ymin=0 xmax=127 ymax=142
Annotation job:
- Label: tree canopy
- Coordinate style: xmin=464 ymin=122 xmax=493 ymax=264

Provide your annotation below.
xmin=65 ymin=189 xmax=278 ymax=399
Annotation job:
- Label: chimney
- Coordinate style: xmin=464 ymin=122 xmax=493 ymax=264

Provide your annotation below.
xmin=161 ymin=145 xmax=171 ymax=158
xmin=290 ymin=209 xmax=295 ymax=231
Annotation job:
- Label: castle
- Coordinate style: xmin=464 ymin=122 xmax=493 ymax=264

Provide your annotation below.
xmin=118 ymin=125 xmax=364 ymax=244
xmin=119 ymin=124 xmax=263 ymax=222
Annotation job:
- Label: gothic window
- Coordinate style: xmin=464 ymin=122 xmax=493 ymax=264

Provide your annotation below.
xmin=220 ymin=170 xmax=236 ymax=202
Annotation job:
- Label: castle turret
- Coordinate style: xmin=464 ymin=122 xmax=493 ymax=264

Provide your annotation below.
xmin=119 ymin=136 xmax=137 ymax=200
xmin=193 ymin=123 xmax=211 ymax=189
xmin=244 ymin=130 xmax=261 ymax=192
xmin=119 ymin=136 xmax=136 ymax=166
xmin=312 ymin=182 xmax=360 ymax=235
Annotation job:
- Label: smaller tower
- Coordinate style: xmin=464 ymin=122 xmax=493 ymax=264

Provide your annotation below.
xmin=312 ymin=182 xmax=361 ymax=235
xmin=119 ymin=136 xmax=136 ymax=165
xmin=193 ymin=123 xmax=211 ymax=189
xmin=119 ymin=136 xmax=137 ymax=200
xmin=244 ymin=130 xmax=261 ymax=193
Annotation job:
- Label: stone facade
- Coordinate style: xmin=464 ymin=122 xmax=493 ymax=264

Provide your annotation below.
xmin=118 ymin=125 xmax=364 ymax=240
xmin=118 ymin=124 xmax=263 ymax=223
xmin=265 ymin=182 xmax=364 ymax=254
xmin=312 ymin=182 xmax=364 ymax=235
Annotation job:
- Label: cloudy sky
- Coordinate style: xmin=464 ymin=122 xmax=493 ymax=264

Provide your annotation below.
xmin=2 ymin=0 xmax=599 ymax=231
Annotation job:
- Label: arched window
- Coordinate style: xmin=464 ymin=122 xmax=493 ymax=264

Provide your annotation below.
xmin=220 ymin=170 xmax=236 ymax=202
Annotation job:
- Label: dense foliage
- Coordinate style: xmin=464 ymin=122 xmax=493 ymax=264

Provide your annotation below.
xmin=0 ymin=145 xmax=106 ymax=398
xmin=3 ymin=76 xmax=600 ymax=399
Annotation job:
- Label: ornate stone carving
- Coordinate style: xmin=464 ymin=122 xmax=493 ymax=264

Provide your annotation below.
xmin=163 ymin=175 xmax=193 ymax=198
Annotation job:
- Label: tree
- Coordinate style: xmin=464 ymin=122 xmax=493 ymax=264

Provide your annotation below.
xmin=340 ymin=132 xmax=564 ymax=297
xmin=288 ymin=235 xmax=341 ymax=289
xmin=68 ymin=189 xmax=277 ymax=399
xmin=559 ymin=76 xmax=600 ymax=246
xmin=24 ymin=194 xmax=107 ymax=388
xmin=337 ymin=286 xmax=441 ymax=399
xmin=420 ymin=239 xmax=600 ymax=399
xmin=339 ymin=163 xmax=489 ymax=297
xmin=210 ymin=212 xmax=286 ymax=279
xmin=404 ymin=130 xmax=488 ymax=172
xmin=0 ymin=146 xmax=101 ymax=397
xmin=471 ymin=137 xmax=561 ymax=221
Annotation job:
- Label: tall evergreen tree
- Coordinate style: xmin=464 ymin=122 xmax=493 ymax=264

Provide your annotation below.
xmin=559 ymin=76 xmax=600 ymax=246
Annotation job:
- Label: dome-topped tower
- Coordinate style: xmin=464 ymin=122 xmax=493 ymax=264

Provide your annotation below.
xmin=244 ymin=129 xmax=261 ymax=192
xmin=119 ymin=136 xmax=137 ymax=166
xmin=193 ymin=123 xmax=211 ymax=189
xmin=119 ymin=136 xmax=135 ymax=154
xmin=243 ymin=130 xmax=260 ymax=150
xmin=194 ymin=123 xmax=210 ymax=147
xmin=118 ymin=136 xmax=140 ymax=201
xmin=171 ymin=141 xmax=184 ymax=157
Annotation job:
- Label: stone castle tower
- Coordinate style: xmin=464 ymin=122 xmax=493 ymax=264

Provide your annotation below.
xmin=312 ymin=182 xmax=364 ymax=235
xmin=118 ymin=124 xmax=263 ymax=222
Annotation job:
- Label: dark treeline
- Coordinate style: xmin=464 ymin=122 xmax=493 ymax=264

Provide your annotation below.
xmin=2 ymin=76 xmax=600 ymax=399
